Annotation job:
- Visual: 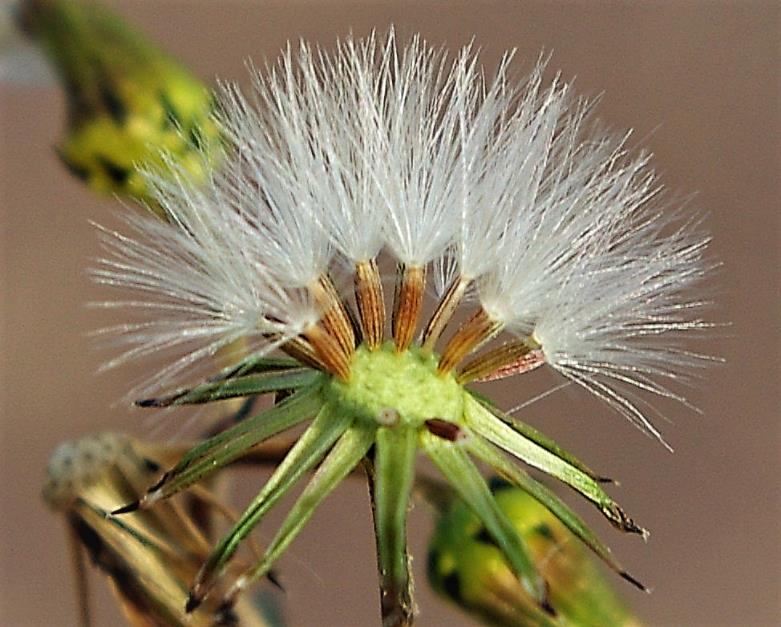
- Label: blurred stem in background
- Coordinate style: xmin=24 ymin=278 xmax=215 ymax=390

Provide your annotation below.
xmin=426 ymin=477 xmax=642 ymax=627
xmin=17 ymin=0 xmax=220 ymax=217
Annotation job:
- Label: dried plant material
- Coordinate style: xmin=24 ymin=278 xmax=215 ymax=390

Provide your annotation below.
xmin=42 ymin=433 xmax=276 ymax=627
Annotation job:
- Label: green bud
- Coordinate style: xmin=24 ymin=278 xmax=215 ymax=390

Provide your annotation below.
xmin=19 ymin=0 xmax=219 ymax=215
xmin=428 ymin=479 xmax=643 ymax=627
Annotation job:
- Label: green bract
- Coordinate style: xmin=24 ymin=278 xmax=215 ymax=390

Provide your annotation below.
xmin=124 ymin=344 xmax=646 ymax=625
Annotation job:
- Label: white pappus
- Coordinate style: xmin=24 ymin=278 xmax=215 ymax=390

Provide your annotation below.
xmin=91 ymin=29 xmax=714 ymax=443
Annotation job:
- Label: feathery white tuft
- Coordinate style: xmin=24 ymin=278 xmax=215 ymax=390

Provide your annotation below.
xmin=91 ymin=155 xmax=320 ymax=396
xmin=304 ymin=34 xmax=389 ymax=264
xmin=532 ymin=211 xmax=713 ymax=443
xmin=373 ymin=33 xmax=462 ymax=266
xmin=92 ymin=30 xmax=714 ymax=439
xmin=214 ymin=51 xmax=336 ymax=288
xmin=442 ymin=56 xmax=570 ymax=288
xmin=477 ymin=122 xmax=713 ymax=442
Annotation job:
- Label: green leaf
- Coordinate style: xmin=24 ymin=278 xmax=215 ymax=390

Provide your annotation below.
xmin=143 ymin=387 xmax=324 ymax=504
xmin=190 ymin=404 xmax=353 ymax=602
xmin=470 ymin=391 xmax=611 ymax=482
xmin=137 ymin=368 xmax=320 ymax=407
xmin=463 ymin=395 xmax=645 ymax=536
xmin=372 ymin=426 xmax=417 ymax=626
xmin=229 ymin=424 xmax=376 ymax=594
xmin=467 ymin=437 xmax=646 ymax=590
xmin=420 ymin=430 xmax=546 ymax=606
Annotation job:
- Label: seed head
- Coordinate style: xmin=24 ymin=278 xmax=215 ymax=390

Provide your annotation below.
xmin=93 ymin=29 xmax=714 ymax=621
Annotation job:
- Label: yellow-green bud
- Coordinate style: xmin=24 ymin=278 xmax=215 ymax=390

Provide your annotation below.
xmin=428 ymin=479 xmax=643 ymax=627
xmin=20 ymin=0 xmax=219 ymax=216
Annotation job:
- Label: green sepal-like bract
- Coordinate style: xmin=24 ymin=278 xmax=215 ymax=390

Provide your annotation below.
xmin=191 ymin=403 xmax=353 ymax=602
xmin=134 ymin=386 xmax=324 ymax=507
xmin=421 ymin=430 xmax=546 ymax=606
xmin=122 ymin=344 xmax=646 ymax=622
xmin=226 ymin=424 xmax=377 ymax=599
xmin=469 ymin=391 xmax=611 ymax=483
xmin=464 ymin=394 xmax=646 ymax=537
xmin=137 ymin=368 xmax=321 ymax=408
xmin=466 ymin=436 xmax=644 ymax=590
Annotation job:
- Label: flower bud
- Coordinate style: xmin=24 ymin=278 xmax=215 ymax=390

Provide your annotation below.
xmin=20 ymin=0 xmax=219 ymax=216
xmin=428 ymin=479 xmax=642 ymax=627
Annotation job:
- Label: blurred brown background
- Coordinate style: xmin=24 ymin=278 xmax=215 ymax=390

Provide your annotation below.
xmin=1 ymin=1 xmax=779 ymax=625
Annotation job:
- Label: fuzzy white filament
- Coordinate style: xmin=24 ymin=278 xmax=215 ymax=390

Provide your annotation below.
xmin=306 ymin=34 xmax=389 ymax=264
xmin=374 ymin=34 xmax=463 ymax=266
xmin=93 ymin=31 xmax=712 ymax=441
xmin=91 ymin=156 xmax=320 ymax=394
xmin=478 ymin=125 xmax=713 ymax=443
xmin=442 ymin=55 xmax=569 ymax=288
xmin=214 ymin=53 xmax=335 ymax=288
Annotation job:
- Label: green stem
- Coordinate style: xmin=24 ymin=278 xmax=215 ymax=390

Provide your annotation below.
xmin=373 ymin=426 xmax=417 ymax=626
